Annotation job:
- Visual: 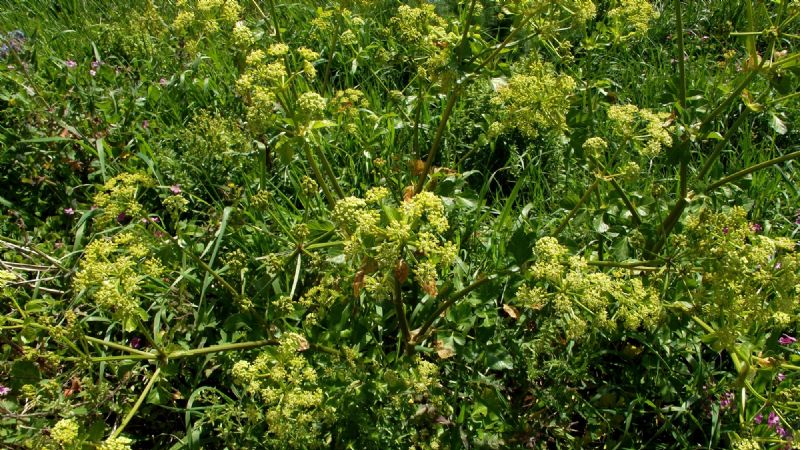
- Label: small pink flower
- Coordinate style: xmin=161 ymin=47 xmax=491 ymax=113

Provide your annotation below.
xmin=754 ymin=413 xmax=763 ymax=424
xmin=751 ymin=223 xmax=763 ymax=232
xmin=65 ymin=60 xmax=77 ymax=69
xmin=169 ymin=184 xmax=182 ymax=194
xmin=779 ymin=335 xmax=797 ymax=345
xmin=159 ymin=77 xmax=168 ymax=87
xmin=63 ymin=207 xmax=75 ymax=216
xmin=776 ymin=425 xmax=788 ymax=437
xmin=91 ymin=60 xmax=100 ymax=69
xmin=142 ymin=120 xmax=149 ymax=129
xmin=0 ymin=385 xmax=10 ymax=396
xmin=768 ymin=411 xmax=780 ymax=428
xmin=777 ymin=373 xmax=786 ymax=382
xmin=89 ymin=69 xmax=96 ymax=77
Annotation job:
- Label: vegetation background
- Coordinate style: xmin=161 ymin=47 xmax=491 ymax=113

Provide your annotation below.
xmin=1 ymin=0 xmax=800 ymax=448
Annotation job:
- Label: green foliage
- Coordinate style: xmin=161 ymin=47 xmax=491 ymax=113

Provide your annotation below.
xmin=1 ymin=0 xmax=800 ymax=448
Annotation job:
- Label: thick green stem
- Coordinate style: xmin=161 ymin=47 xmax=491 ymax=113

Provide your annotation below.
xmin=412 ymin=269 xmax=514 ymax=345
xmin=313 ymin=143 xmax=345 ymax=199
xmin=414 ymin=13 xmax=534 ymax=194
xmin=647 ymin=196 xmax=689 ymax=255
xmin=587 ymin=259 xmax=663 ymax=269
xmin=392 ymin=275 xmax=413 ymax=354
xmin=705 ymin=150 xmax=800 ymax=193
xmin=414 ymin=90 xmax=460 ymax=194
xmin=110 ymin=367 xmax=161 ymax=439
xmin=697 ymin=107 xmax=752 ymax=179
xmin=674 ymin=0 xmax=687 ymax=108
xmin=554 ymin=178 xmax=600 ymax=236
xmin=85 ymin=336 xmax=155 ymax=358
xmin=167 ymin=339 xmax=275 ymax=359
xmin=303 ymin=142 xmax=336 ymax=207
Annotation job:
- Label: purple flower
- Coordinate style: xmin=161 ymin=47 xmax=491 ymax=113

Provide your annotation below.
xmin=779 ymin=335 xmax=797 ymax=345
xmin=776 ymin=425 xmax=788 ymax=437
xmin=89 ymin=69 xmax=96 ymax=77
xmin=159 ymin=77 xmax=168 ymax=87
xmin=777 ymin=373 xmax=786 ymax=382
xmin=142 ymin=120 xmax=149 ymax=129
xmin=751 ymin=223 xmax=763 ymax=233
xmin=754 ymin=413 xmax=763 ymax=424
xmin=91 ymin=60 xmax=100 ymax=69
xmin=775 ymin=262 xmax=783 ymax=270
xmin=130 ymin=337 xmax=142 ymax=349
xmin=768 ymin=411 xmax=780 ymax=428
xmin=722 ymin=227 xmax=729 ymax=234
xmin=65 ymin=60 xmax=77 ymax=69
xmin=169 ymin=184 xmax=182 ymax=194
xmin=0 ymin=385 xmax=10 ymax=396
xmin=63 ymin=207 xmax=75 ymax=216
xmin=719 ymin=392 xmax=735 ymax=409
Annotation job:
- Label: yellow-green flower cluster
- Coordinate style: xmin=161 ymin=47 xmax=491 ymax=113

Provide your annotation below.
xmin=172 ymin=0 xmax=241 ymax=38
xmin=180 ymin=110 xmax=250 ymax=182
xmin=608 ymin=0 xmax=659 ymax=38
xmin=97 ymin=436 xmax=133 ymax=450
xmin=491 ymin=58 xmax=576 ymax=139
xmin=732 ymin=439 xmax=761 ymax=450
xmin=517 ymin=237 xmax=662 ymax=340
xmin=232 ymin=21 xmax=255 ymax=48
xmin=507 ymin=0 xmax=596 ymax=31
xmin=583 ymin=137 xmax=608 ymax=158
xmin=50 ymin=418 xmax=79 ymax=445
xmin=607 ymin=104 xmax=673 ymax=158
xmin=332 ymin=190 xmax=456 ymax=299
xmin=679 ymin=207 xmax=800 ymax=339
xmin=297 ymin=92 xmax=327 ymax=119
xmin=389 ymin=4 xmax=458 ymax=73
xmin=74 ymin=232 xmax=163 ymax=329
xmin=93 ymin=173 xmax=154 ymax=227
xmin=331 ymin=89 xmax=368 ymax=117
xmin=230 ymin=334 xmax=328 ymax=447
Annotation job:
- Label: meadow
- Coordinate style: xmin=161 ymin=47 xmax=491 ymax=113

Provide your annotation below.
xmin=1 ymin=0 xmax=800 ymax=448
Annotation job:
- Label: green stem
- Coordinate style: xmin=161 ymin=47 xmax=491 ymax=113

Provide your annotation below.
xmin=412 ymin=270 xmax=514 ymax=345
xmin=63 ymin=354 xmax=157 ymax=362
xmin=647 ymin=196 xmax=689 ymax=255
xmin=414 ymin=12 xmax=534 ymax=194
xmin=313 ymin=142 xmax=345 ymax=199
xmin=697 ymin=107 xmax=752 ymax=179
xmin=554 ymin=178 xmax=600 ymax=236
xmin=392 ymin=275 xmax=413 ymax=354
xmin=587 ymin=259 xmax=663 ymax=269
xmin=263 ymin=0 xmax=282 ymax=41
xmin=303 ymin=142 xmax=336 ymax=207
xmin=167 ymin=339 xmax=275 ymax=359
xmin=588 ymin=156 xmax=641 ymax=226
xmin=705 ymin=150 xmax=800 ymax=193
xmin=414 ymin=89 xmax=460 ymax=194
xmin=674 ymin=0 xmax=687 ymax=108
xmin=85 ymin=336 xmax=155 ymax=358
xmin=110 ymin=367 xmax=161 ymax=439
xmin=697 ymin=60 xmax=763 ymax=134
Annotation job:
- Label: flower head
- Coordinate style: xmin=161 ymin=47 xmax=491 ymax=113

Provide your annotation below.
xmin=779 ymin=334 xmax=797 ymax=345
xmin=0 ymin=385 xmax=10 ymax=396
xmin=754 ymin=413 xmax=763 ymax=424
xmin=768 ymin=411 xmax=780 ymax=428
xmin=64 ymin=207 xmax=75 ymax=216
xmin=169 ymin=184 xmax=182 ymax=194
xmin=751 ymin=223 xmax=763 ymax=233
xmin=777 ymin=372 xmax=786 ymax=382
xmin=159 ymin=77 xmax=168 ymax=87
xmin=89 ymin=69 xmax=96 ymax=77
xmin=65 ymin=60 xmax=77 ymax=69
